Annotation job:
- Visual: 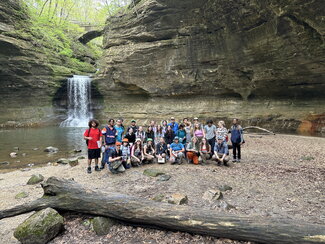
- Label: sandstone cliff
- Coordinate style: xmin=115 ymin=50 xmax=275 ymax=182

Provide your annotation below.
xmin=0 ymin=0 xmax=97 ymax=127
xmin=96 ymin=0 xmax=325 ymax=134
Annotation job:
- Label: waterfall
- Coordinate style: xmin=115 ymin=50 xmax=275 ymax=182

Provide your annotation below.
xmin=60 ymin=75 xmax=93 ymax=127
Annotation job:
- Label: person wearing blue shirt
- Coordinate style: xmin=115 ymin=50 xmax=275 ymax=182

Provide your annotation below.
xmin=169 ymin=137 xmax=185 ymax=164
xmin=230 ymin=118 xmax=244 ymax=162
xmin=114 ymin=119 xmax=125 ymax=143
xmin=168 ymin=117 xmax=179 ymax=134
xmin=213 ymin=136 xmax=230 ymax=166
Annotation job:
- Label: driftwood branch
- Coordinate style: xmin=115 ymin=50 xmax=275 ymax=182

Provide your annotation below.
xmin=1 ymin=177 xmax=324 ymax=244
xmin=243 ymin=126 xmax=276 ymax=135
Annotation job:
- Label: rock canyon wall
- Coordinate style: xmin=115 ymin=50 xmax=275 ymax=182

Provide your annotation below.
xmin=95 ymin=0 xmax=325 ymax=134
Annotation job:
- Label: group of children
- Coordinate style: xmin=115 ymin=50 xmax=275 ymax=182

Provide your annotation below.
xmin=83 ymin=117 xmax=244 ymax=174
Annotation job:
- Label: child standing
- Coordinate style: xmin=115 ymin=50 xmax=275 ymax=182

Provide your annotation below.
xmin=84 ymin=119 xmax=102 ymax=173
xmin=230 ymin=118 xmax=244 ymax=162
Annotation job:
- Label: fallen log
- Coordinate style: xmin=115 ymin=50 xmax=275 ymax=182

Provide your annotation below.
xmin=243 ymin=126 xmax=276 ymax=135
xmin=1 ymin=177 xmax=324 ymax=244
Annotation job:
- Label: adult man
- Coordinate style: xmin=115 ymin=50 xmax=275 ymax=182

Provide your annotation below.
xmin=204 ymin=119 xmax=217 ymax=155
xmin=168 ymin=117 xmax=179 ymax=134
xmin=213 ymin=136 xmax=230 ymax=166
xmin=156 ymin=137 xmax=168 ymax=164
xmin=108 ymin=142 xmax=125 ymax=174
xmin=230 ymin=118 xmax=244 ymax=162
xmin=169 ymin=137 xmax=185 ymax=164
xmin=101 ymin=119 xmax=117 ymax=168
xmin=127 ymin=119 xmax=138 ymax=133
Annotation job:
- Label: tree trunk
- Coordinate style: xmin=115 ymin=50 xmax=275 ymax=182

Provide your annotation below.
xmin=1 ymin=177 xmax=324 ymax=244
xmin=243 ymin=126 xmax=276 ymax=135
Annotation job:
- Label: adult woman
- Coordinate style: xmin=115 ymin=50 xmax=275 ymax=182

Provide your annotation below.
xmin=176 ymin=124 xmax=187 ymax=145
xmin=186 ymin=136 xmax=200 ymax=164
xmin=124 ymin=127 xmax=136 ymax=145
xmin=156 ymin=137 xmax=168 ymax=163
xmin=143 ymin=138 xmax=155 ymax=164
xmin=164 ymin=125 xmax=175 ymax=146
xmin=200 ymin=138 xmax=211 ymax=164
xmin=161 ymin=120 xmax=168 ymax=134
xmin=131 ymin=138 xmax=144 ymax=166
xmin=216 ymin=120 xmax=228 ymax=141
xmin=155 ymin=124 xmax=164 ymax=144
xmin=114 ymin=119 xmax=125 ymax=143
xmin=135 ymin=126 xmax=146 ymax=143
xmin=193 ymin=123 xmax=205 ymax=143
xmin=145 ymin=126 xmax=155 ymax=142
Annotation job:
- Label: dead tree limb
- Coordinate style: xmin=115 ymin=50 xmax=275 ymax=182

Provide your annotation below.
xmin=243 ymin=126 xmax=276 ymax=135
xmin=0 ymin=177 xmax=324 ymax=244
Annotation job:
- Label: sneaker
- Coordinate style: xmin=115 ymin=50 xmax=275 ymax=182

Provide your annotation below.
xmin=100 ymin=166 xmax=105 ymax=170
xmin=95 ymin=165 xmax=101 ymax=171
xmin=232 ymin=158 xmax=236 ymax=162
xmin=87 ymin=167 xmax=92 ymax=174
xmin=237 ymin=159 xmax=241 ymax=163
xmin=224 ymin=162 xmax=229 ymax=167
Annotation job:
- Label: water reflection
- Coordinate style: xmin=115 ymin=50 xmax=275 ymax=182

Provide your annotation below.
xmin=0 ymin=127 xmax=88 ymax=170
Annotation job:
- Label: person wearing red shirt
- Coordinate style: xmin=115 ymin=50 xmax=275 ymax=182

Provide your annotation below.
xmin=84 ymin=119 xmax=102 ymax=174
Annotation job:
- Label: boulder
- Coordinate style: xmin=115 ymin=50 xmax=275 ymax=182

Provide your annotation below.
xmin=13 ymin=147 xmax=19 ymax=151
xmin=202 ymin=189 xmax=223 ymax=202
xmin=167 ymin=193 xmax=188 ymax=205
xmin=22 ymin=153 xmax=27 ymax=157
xmin=27 ymin=174 xmax=44 ymax=185
xmin=68 ymin=158 xmax=79 ymax=167
xmin=157 ymin=174 xmax=171 ymax=182
xmin=15 ymin=192 xmax=29 ymax=199
xmin=0 ymin=161 xmax=10 ymax=165
xmin=33 ymin=148 xmax=39 ymax=151
xmin=219 ymin=201 xmax=236 ymax=211
xmin=10 ymin=152 xmax=17 ymax=158
xmin=44 ymin=147 xmax=59 ymax=153
xmin=21 ymin=168 xmax=31 ymax=172
xmin=152 ymin=194 xmax=165 ymax=202
xmin=218 ymin=185 xmax=233 ymax=192
xmin=57 ymin=158 xmax=69 ymax=165
xmin=13 ymin=208 xmax=64 ymax=244
xmin=92 ymin=217 xmax=116 ymax=235
xmin=143 ymin=169 xmax=165 ymax=177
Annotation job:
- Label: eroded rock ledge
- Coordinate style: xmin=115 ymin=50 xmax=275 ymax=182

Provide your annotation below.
xmin=96 ymin=0 xmax=325 ymax=134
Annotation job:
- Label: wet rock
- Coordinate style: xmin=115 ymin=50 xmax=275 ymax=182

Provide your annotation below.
xmin=57 ymin=158 xmax=69 ymax=165
xmin=15 ymin=192 xmax=29 ymax=199
xmin=68 ymin=158 xmax=79 ymax=167
xmin=13 ymin=147 xmax=19 ymax=151
xmin=27 ymin=174 xmax=44 ymax=185
xmin=21 ymin=168 xmax=31 ymax=172
xmin=143 ymin=168 xmax=165 ymax=177
xmin=10 ymin=152 xmax=17 ymax=158
xmin=167 ymin=193 xmax=188 ymax=205
xmin=152 ymin=194 xmax=165 ymax=202
xmin=27 ymin=163 xmax=34 ymax=167
xmin=202 ymin=189 xmax=223 ymax=202
xmin=33 ymin=148 xmax=39 ymax=151
xmin=13 ymin=208 xmax=64 ymax=244
xmin=72 ymin=149 xmax=82 ymax=153
xmin=157 ymin=174 xmax=171 ymax=181
xmin=78 ymin=156 xmax=86 ymax=159
xmin=218 ymin=185 xmax=233 ymax=192
xmin=22 ymin=153 xmax=27 ymax=157
xmin=44 ymin=147 xmax=59 ymax=153
xmin=92 ymin=217 xmax=116 ymax=235
xmin=0 ymin=161 xmax=10 ymax=165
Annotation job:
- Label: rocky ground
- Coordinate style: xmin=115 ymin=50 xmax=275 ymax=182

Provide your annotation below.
xmin=0 ymin=134 xmax=324 ymax=244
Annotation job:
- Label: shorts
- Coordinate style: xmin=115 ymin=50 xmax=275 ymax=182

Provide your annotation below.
xmin=88 ymin=148 xmax=101 ymax=159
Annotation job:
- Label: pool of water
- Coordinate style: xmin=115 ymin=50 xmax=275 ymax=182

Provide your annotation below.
xmin=0 ymin=127 xmax=88 ymax=171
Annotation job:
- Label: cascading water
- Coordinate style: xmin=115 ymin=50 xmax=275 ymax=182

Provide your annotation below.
xmin=60 ymin=75 xmax=93 ymax=127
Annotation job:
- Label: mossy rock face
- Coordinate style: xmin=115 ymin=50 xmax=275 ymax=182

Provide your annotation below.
xmin=92 ymin=217 xmax=116 ymax=236
xmin=27 ymin=174 xmax=44 ymax=185
xmin=15 ymin=192 xmax=29 ymax=199
xmin=143 ymin=169 xmax=165 ymax=177
xmin=13 ymin=208 xmax=64 ymax=244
